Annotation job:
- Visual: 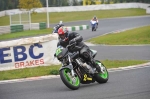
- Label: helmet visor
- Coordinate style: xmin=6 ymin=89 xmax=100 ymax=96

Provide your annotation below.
xmin=59 ymin=34 xmax=65 ymax=40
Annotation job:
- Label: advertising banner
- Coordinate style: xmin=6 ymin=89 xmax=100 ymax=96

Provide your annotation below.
xmin=0 ymin=34 xmax=60 ymax=71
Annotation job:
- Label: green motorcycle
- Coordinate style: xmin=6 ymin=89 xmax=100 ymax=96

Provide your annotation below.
xmin=55 ymin=43 xmax=109 ymax=90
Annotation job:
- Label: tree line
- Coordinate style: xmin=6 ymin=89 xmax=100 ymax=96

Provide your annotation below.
xmin=0 ymin=0 xmax=150 ymax=11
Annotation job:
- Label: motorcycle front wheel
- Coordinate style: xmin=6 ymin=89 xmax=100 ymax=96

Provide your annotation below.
xmin=92 ymin=27 xmax=94 ymax=31
xmin=94 ymin=61 xmax=109 ymax=83
xmin=59 ymin=68 xmax=80 ymax=90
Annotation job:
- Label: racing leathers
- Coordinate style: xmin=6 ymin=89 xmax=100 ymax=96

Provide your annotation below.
xmin=57 ymin=32 xmax=101 ymax=72
xmin=91 ymin=18 xmax=98 ymax=26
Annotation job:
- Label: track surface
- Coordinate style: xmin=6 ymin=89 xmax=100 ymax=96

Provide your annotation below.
xmin=51 ymin=16 xmax=150 ymax=60
xmin=0 ymin=16 xmax=150 ymax=99
xmin=0 ymin=66 xmax=150 ymax=99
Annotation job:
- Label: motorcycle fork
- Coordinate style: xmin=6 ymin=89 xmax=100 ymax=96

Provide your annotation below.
xmin=67 ymin=55 xmax=76 ymax=77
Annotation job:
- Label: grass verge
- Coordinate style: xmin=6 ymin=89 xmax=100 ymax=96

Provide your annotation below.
xmin=0 ymin=60 xmax=149 ymax=81
xmin=87 ymin=25 xmax=150 ymax=45
xmin=0 ymin=8 xmax=146 ymax=26
xmin=0 ymin=28 xmax=52 ymax=41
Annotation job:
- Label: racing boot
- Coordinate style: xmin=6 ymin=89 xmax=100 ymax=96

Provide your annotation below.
xmin=90 ymin=59 xmax=101 ymax=72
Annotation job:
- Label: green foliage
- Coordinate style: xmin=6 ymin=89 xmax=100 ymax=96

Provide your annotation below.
xmin=106 ymin=0 xmax=110 ymax=4
xmin=0 ymin=0 xmax=19 ymax=11
xmin=114 ymin=0 xmax=120 ymax=3
xmin=91 ymin=0 xmax=96 ymax=5
xmin=72 ymin=0 xmax=78 ymax=6
xmin=101 ymin=0 xmax=104 ymax=4
xmin=18 ymin=0 xmax=42 ymax=11
xmin=1 ymin=0 xmax=150 ymax=11
xmin=62 ymin=0 xmax=69 ymax=6
xmin=40 ymin=0 xmax=72 ymax=7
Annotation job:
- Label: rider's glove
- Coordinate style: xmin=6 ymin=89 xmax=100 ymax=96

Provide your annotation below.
xmin=69 ymin=38 xmax=76 ymax=45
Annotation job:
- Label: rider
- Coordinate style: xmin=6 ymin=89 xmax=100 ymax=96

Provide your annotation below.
xmin=52 ymin=21 xmax=64 ymax=33
xmin=56 ymin=26 xmax=101 ymax=72
xmin=91 ymin=16 xmax=98 ymax=26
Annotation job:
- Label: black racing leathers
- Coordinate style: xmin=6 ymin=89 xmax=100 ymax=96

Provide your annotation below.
xmin=57 ymin=32 xmax=101 ymax=72
xmin=57 ymin=32 xmax=85 ymax=49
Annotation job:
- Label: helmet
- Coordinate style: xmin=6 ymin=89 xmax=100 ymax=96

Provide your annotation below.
xmin=58 ymin=27 xmax=68 ymax=40
xmin=59 ymin=21 xmax=63 ymax=25
xmin=93 ymin=16 xmax=96 ymax=20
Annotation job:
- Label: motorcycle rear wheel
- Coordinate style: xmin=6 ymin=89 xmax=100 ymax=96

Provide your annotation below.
xmin=94 ymin=61 xmax=109 ymax=83
xmin=60 ymin=68 xmax=80 ymax=90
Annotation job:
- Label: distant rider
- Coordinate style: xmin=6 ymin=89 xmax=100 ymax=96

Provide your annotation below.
xmin=52 ymin=21 xmax=64 ymax=33
xmin=90 ymin=16 xmax=98 ymax=26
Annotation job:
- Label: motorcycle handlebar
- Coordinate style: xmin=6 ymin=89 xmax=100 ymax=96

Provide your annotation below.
xmin=66 ymin=42 xmax=76 ymax=48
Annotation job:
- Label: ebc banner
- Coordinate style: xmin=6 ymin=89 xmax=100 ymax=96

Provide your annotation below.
xmin=0 ymin=43 xmax=45 ymax=70
xmin=0 ymin=40 xmax=59 ymax=71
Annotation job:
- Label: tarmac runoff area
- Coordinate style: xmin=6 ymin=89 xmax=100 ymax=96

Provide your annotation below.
xmin=0 ymin=62 xmax=150 ymax=84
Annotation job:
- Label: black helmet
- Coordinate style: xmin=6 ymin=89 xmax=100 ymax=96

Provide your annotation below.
xmin=93 ymin=16 xmax=96 ymax=19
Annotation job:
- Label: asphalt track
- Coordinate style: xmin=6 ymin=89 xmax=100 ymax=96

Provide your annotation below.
xmin=63 ymin=15 xmax=150 ymax=60
xmin=0 ymin=16 xmax=150 ymax=99
xmin=0 ymin=66 xmax=150 ymax=99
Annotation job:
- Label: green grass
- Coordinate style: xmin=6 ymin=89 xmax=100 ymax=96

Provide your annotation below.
xmin=102 ymin=60 xmax=149 ymax=68
xmin=0 ymin=8 xmax=146 ymax=26
xmin=0 ymin=65 xmax=60 ymax=80
xmin=0 ymin=28 xmax=52 ymax=41
xmin=0 ymin=60 xmax=149 ymax=80
xmin=87 ymin=25 xmax=150 ymax=45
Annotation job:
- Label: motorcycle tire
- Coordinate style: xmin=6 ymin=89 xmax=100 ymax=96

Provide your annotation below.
xmin=94 ymin=60 xmax=109 ymax=83
xmin=94 ymin=24 xmax=97 ymax=31
xmin=92 ymin=26 xmax=97 ymax=31
xmin=59 ymin=68 xmax=80 ymax=90
xmin=92 ymin=27 xmax=94 ymax=31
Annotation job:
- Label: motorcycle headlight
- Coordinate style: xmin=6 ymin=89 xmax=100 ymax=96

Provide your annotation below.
xmin=57 ymin=55 xmax=62 ymax=59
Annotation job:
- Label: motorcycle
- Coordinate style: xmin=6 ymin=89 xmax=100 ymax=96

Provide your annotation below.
xmin=91 ymin=20 xmax=98 ymax=31
xmin=54 ymin=43 xmax=109 ymax=90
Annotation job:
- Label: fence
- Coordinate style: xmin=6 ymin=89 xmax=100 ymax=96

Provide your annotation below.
xmin=0 ymin=26 xmax=10 ymax=34
xmin=0 ymin=23 xmax=47 ymax=35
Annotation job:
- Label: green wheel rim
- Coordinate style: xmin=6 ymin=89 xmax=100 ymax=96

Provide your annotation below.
xmin=99 ymin=69 xmax=108 ymax=79
xmin=96 ymin=62 xmax=108 ymax=79
xmin=63 ymin=68 xmax=80 ymax=86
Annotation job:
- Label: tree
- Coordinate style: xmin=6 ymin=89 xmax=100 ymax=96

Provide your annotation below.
xmin=0 ymin=0 xmax=4 ymax=11
xmin=106 ymin=0 xmax=110 ymax=4
xmin=18 ymin=0 xmax=42 ymax=11
xmin=48 ymin=0 xmax=56 ymax=7
xmin=101 ymin=0 xmax=104 ymax=4
xmin=73 ymin=0 xmax=78 ymax=6
xmin=61 ymin=0 xmax=69 ymax=6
